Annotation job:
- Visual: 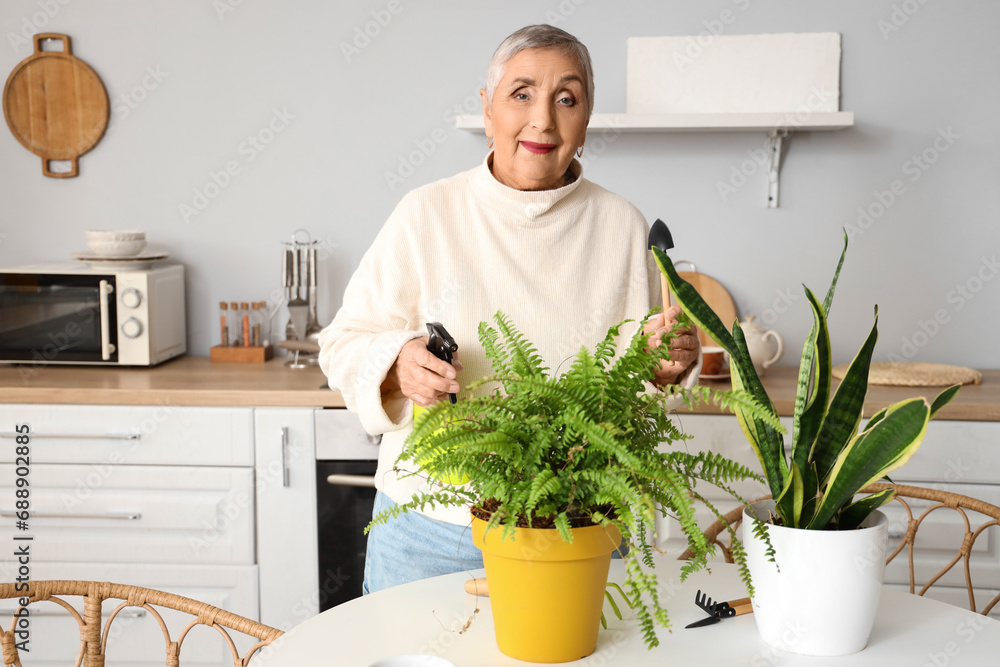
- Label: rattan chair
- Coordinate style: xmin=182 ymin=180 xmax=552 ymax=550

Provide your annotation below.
xmin=679 ymin=482 xmax=1000 ymax=615
xmin=0 ymin=580 xmax=283 ymax=667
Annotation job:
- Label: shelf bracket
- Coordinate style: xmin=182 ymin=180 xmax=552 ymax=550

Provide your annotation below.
xmin=766 ymin=128 xmax=789 ymax=209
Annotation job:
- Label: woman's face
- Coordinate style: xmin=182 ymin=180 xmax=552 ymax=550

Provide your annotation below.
xmin=481 ymin=48 xmax=589 ymax=191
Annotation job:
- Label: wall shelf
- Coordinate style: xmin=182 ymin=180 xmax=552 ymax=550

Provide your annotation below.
xmin=454 ymin=111 xmax=854 ymax=133
xmin=454 ymin=111 xmax=855 ymax=207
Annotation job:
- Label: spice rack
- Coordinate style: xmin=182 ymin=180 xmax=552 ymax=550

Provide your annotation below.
xmin=210 ymin=344 xmax=274 ymax=363
xmin=211 ymin=300 xmax=274 ymax=363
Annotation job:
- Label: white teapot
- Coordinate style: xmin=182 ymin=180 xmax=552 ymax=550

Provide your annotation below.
xmin=740 ymin=316 xmax=784 ymax=375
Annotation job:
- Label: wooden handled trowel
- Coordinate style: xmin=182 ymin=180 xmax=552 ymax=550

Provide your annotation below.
xmin=647 ymin=218 xmax=674 ymax=315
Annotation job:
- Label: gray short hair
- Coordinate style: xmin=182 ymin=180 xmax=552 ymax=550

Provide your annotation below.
xmin=484 ymin=25 xmax=595 ymax=116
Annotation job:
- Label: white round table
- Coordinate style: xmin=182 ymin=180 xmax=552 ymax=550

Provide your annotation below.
xmin=251 ymin=556 xmax=1000 ymax=666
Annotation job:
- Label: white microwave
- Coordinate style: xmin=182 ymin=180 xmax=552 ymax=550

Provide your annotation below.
xmin=0 ymin=263 xmax=186 ymax=366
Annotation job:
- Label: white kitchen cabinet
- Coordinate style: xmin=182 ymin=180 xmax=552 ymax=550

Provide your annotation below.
xmin=253 ymin=408 xmax=319 ymax=631
xmin=659 ymin=414 xmax=1000 ymax=619
xmin=0 ymin=404 xmax=301 ymax=666
xmin=0 ymin=463 xmax=254 ymax=564
xmin=0 ymin=404 xmax=254 ymax=466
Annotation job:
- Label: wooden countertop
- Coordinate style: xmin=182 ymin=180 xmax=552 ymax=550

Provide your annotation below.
xmin=0 ymin=359 xmax=994 ymax=420
xmin=0 ymin=356 xmax=345 ymax=407
xmin=681 ymin=366 xmax=999 ymax=422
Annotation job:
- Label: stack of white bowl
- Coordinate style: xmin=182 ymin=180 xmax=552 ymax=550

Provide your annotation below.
xmin=85 ymin=230 xmax=146 ymax=257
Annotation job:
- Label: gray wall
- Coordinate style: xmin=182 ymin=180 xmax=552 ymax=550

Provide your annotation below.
xmin=1 ymin=0 xmax=997 ymax=367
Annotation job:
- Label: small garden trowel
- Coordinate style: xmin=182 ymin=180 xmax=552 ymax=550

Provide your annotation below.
xmin=647 ymin=218 xmax=674 ymax=313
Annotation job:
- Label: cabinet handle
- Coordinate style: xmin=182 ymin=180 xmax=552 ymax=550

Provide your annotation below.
xmin=0 ymin=511 xmax=141 ymax=521
xmin=326 ymin=474 xmax=376 ymax=489
xmin=0 ymin=608 xmax=145 ymax=618
xmin=280 ymin=427 xmax=290 ymax=488
xmin=0 ymin=433 xmax=140 ymax=441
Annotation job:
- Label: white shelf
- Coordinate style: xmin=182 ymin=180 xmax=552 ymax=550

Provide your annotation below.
xmin=454 ymin=111 xmax=854 ymax=133
xmin=455 ymin=111 xmax=854 ymax=208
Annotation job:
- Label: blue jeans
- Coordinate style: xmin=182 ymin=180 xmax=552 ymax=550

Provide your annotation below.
xmin=363 ymin=491 xmax=484 ymax=595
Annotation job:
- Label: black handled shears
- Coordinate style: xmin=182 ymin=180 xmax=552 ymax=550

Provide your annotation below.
xmin=426 ymin=322 xmax=458 ymax=404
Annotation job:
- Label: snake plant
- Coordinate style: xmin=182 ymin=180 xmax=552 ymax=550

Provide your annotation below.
xmin=652 ymin=234 xmax=959 ymax=530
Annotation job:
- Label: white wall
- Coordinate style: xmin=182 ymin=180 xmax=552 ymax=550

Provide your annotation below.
xmin=1 ymin=0 xmax=997 ymax=367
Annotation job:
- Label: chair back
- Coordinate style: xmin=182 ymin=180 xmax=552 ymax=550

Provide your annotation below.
xmin=0 ymin=580 xmax=284 ymax=667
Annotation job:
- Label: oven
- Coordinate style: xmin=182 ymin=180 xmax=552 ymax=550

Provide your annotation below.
xmin=314 ymin=409 xmax=380 ymax=611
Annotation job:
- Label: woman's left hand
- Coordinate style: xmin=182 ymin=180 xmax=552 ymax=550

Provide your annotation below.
xmin=643 ymin=305 xmax=700 ymax=387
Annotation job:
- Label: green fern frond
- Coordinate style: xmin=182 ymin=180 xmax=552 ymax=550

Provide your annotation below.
xmin=526 ymin=469 xmax=563 ymax=511
xmin=491 ymin=311 xmax=548 ymax=377
xmin=553 ymin=512 xmax=572 ymax=542
xmin=682 ymin=385 xmax=785 ymax=433
xmin=597 ymin=318 xmax=632 ymax=365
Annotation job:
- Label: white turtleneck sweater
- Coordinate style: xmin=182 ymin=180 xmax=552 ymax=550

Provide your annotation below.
xmin=318 ymin=154 xmax=701 ymax=525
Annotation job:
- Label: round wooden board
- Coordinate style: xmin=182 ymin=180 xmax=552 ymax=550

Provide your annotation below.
xmin=677 ymin=271 xmax=738 ymax=346
xmin=3 ymin=33 xmax=108 ymax=178
xmin=832 ymin=362 xmax=982 ymax=387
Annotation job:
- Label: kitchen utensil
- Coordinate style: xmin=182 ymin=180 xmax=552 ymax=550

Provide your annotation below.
xmin=282 ymin=245 xmax=298 ymax=342
xmin=740 ymin=316 xmax=785 ymax=375
xmin=305 ymin=244 xmax=322 ymax=341
xmin=286 ymin=249 xmax=309 ymax=339
xmin=70 ymin=252 xmax=169 ymax=271
xmin=426 ymin=322 xmax=458 ymax=404
xmin=278 ymin=339 xmax=320 ymax=369
xmin=85 ymin=230 xmax=144 ymax=241
xmin=675 ymin=263 xmax=738 ymax=348
xmin=3 ymin=33 xmax=109 ymax=178
xmin=647 ymin=218 xmax=674 ymax=312
xmin=84 ymin=238 xmax=147 ymax=257
xmin=280 ymin=232 xmax=322 ymax=368
xmin=85 ymin=230 xmax=147 ymax=257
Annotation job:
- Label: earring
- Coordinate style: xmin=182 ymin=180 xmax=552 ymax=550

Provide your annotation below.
xmin=487 ymin=136 xmax=494 ymax=150
xmin=576 ymin=146 xmax=584 ymax=158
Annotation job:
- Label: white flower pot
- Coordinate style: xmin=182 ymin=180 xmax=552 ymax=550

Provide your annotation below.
xmin=742 ymin=500 xmax=889 ymax=657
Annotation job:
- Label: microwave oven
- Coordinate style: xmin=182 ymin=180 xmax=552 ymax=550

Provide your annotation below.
xmin=0 ymin=263 xmax=186 ymax=366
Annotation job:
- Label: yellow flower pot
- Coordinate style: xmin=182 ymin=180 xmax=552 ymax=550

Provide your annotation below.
xmin=471 ymin=516 xmax=621 ymax=663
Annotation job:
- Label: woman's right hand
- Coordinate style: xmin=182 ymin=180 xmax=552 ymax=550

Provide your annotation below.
xmin=381 ymin=338 xmax=463 ymax=407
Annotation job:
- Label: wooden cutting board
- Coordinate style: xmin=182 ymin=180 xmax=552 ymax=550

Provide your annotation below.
xmin=677 ymin=270 xmax=738 ymax=347
xmin=3 ymin=33 xmax=108 ymax=178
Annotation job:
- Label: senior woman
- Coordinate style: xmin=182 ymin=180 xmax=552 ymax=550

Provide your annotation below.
xmin=318 ymin=24 xmax=702 ymax=595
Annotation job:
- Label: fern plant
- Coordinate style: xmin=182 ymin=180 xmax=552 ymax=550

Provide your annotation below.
xmin=652 ymin=233 xmax=960 ymax=531
xmin=369 ymin=311 xmax=780 ymax=648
